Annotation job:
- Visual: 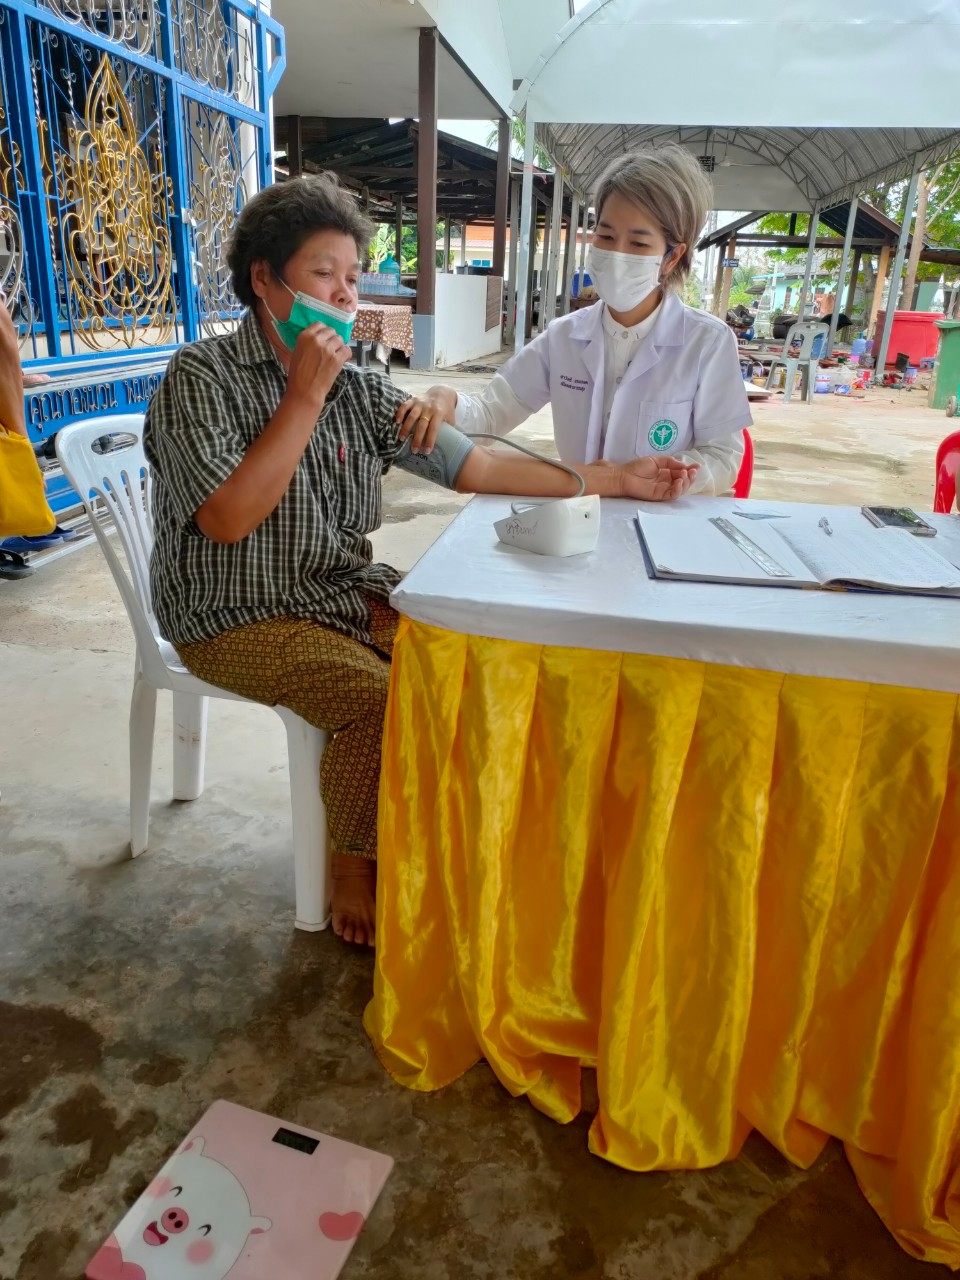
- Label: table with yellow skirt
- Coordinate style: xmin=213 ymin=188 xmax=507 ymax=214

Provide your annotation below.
xmin=364 ymin=497 xmax=960 ymax=1268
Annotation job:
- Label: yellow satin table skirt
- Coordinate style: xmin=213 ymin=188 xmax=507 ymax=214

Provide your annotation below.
xmin=364 ymin=618 xmax=960 ymax=1267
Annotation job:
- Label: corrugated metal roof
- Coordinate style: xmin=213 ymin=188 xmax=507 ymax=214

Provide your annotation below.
xmin=536 ymin=124 xmax=960 ymax=211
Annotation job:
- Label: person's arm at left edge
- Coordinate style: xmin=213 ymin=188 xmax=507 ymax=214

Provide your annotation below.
xmin=676 ymin=325 xmax=752 ymax=495
xmin=0 ymin=300 xmax=27 ymax=436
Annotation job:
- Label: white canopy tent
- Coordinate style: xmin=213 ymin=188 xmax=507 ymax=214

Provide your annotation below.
xmin=508 ymin=0 xmax=960 ymax=370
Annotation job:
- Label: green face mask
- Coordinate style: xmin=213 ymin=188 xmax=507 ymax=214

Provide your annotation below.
xmin=270 ymin=279 xmax=357 ymax=348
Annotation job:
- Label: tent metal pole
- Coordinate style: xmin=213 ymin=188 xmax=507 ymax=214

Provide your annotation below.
xmin=829 ymin=198 xmax=858 ymax=351
xmin=796 ymin=203 xmax=821 ymax=321
xmin=542 ymin=167 xmax=564 ymax=327
xmin=875 ymin=165 xmax=922 ymax=377
xmin=505 ymin=175 xmax=520 ymax=344
xmin=514 ymin=115 xmax=537 ymax=355
xmin=577 ymin=195 xmax=588 ymax=284
xmin=560 ymin=189 xmax=580 ymax=315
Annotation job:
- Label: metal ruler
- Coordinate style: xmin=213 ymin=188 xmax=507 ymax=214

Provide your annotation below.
xmin=709 ymin=516 xmax=794 ymax=578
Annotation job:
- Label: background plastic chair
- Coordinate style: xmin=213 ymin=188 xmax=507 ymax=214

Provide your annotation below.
xmin=55 ymin=415 xmax=331 ymax=932
xmin=934 ymin=429 xmax=960 ymax=513
xmin=765 ymin=321 xmax=829 ymax=404
xmin=733 ymin=428 xmax=754 ymax=498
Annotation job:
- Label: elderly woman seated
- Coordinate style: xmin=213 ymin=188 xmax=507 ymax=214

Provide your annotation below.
xmin=144 ymin=175 xmax=697 ymax=946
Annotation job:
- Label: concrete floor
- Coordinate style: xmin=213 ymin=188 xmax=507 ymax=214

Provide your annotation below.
xmin=0 ymin=366 xmax=953 ymax=1279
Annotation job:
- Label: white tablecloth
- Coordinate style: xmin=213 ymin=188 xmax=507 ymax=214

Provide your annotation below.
xmin=390 ymin=496 xmax=960 ymax=694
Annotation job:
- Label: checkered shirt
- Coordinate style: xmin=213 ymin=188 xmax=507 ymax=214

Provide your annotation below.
xmin=145 ymin=312 xmax=421 ymax=648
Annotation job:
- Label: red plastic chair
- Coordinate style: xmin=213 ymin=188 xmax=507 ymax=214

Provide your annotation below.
xmin=934 ymin=430 xmax=960 ymax=513
xmin=733 ymin=428 xmax=754 ymax=498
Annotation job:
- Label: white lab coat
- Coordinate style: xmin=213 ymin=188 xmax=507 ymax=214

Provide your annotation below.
xmin=456 ymin=292 xmax=752 ymax=494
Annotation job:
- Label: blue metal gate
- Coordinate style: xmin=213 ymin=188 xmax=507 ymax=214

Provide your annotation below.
xmin=0 ymin=0 xmax=284 ymax=369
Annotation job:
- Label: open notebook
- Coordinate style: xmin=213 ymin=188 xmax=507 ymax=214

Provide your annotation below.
xmin=635 ymin=511 xmax=960 ymax=596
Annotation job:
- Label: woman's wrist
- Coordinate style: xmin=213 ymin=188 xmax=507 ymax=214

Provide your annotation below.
xmin=581 ymin=462 xmax=622 ymax=498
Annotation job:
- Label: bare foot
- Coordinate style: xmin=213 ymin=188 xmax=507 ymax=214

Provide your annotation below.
xmin=332 ymin=854 xmax=377 ymax=948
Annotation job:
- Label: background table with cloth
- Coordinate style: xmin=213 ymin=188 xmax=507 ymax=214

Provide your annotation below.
xmin=364 ymin=495 xmax=960 ymax=1269
xmin=351 ymin=302 xmax=414 ymax=374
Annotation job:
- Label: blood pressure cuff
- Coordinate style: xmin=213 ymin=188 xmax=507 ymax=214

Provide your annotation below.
xmin=394 ymin=421 xmax=474 ymax=489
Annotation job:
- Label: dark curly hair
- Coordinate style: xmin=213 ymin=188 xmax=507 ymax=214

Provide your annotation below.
xmin=227 ymin=174 xmax=375 ymax=308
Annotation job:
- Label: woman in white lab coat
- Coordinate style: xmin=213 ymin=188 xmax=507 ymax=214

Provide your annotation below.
xmin=397 ymin=145 xmax=751 ymax=496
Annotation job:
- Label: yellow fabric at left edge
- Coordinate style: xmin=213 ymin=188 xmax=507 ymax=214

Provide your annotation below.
xmin=364 ymin=618 xmax=960 ymax=1268
xmin=0 ymin=422 xmax=56 ymax=537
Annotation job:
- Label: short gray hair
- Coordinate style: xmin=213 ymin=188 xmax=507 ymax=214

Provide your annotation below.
xmin=593 ymin=145 xmax=712 ymax=289
xmin=227 ymin=174 xmax=374 ymax=308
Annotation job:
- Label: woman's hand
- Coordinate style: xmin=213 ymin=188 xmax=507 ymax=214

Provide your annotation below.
xmin=284 ymin=322 xmax=352 ymax=415
xmin=584 ymin=456 xmax=698 ymax=502
xmin=619 ymin=455 xmax=698 ymax=500
xmin=395 ymin=385 xmax=458 ymax=454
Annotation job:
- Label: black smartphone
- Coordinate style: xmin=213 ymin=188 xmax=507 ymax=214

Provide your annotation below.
xmin=861 ymin=506 xmax=937 ymax=537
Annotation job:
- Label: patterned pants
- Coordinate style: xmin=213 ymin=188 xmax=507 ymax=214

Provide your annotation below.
xmin=178 ymin=599 xmax=399 ymax=860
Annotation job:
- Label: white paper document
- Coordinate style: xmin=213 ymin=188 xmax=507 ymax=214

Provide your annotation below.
xmin=924 ymin=518 xmax=960 ymax=571
xmin=636 ymin=512 xmax=960 ymax=597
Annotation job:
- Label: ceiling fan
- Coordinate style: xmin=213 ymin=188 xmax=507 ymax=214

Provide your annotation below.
xmin=697 ymin=142 xmax=770 ymax=171
xmin=717 ymin=156 xmax=773 ymax=168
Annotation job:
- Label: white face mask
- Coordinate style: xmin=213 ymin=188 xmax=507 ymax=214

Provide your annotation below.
xmin=586 ymin=244 xmax=665 ymax=312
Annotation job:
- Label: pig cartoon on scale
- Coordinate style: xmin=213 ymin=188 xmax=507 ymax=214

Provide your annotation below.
xmin=88 ymin=1137 xmax=271 ymax=1280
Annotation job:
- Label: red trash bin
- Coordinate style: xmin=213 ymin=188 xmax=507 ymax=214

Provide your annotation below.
xmin=872 ymin=311 xmax=944 ymax=367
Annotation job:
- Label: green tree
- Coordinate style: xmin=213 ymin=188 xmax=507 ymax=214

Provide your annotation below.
xmin=399 ymin=225 xmax=418 ymax=272
xmin=923 ymin=157 xmax=960 ymax=250
xmin=368 ymin=226 xmax=393 ymax=270
xmin=485 ymin=118 xmax=553 ymax=169
xmin=757 ymin=162 xmax=960 ymax=311
xmin=368 ymin=222 xmax=451 ymax=273
xmin=753 ymin=213 xmax=840 ymax=273
xmin=899 ymin=159 xmax=960 ymax=304
xmin=728 ymin=262 xmax=761 ymax=308
xmin=682 ymin=272 xmax=703 ymax=308
xmin=752 ymin=213 xmax=850 ymax=317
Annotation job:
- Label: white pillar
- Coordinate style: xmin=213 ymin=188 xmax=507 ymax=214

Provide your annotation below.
xmin=542 ymin=167 xmax=564 ymax=328
xmin=266 ymin=102 xmax=276 ymax=185
xmin=514 ymin=115 xmax=536 ymax=355
xmin=260 ymin=0 xmax=275 ymax=184
xmin=577 ymin=197 xmax=588 ymax=286
xmin=560 ymin=190 xmax=580 ymax=316
xmin=796 ymin=203 xmax=821 ymax=321
xmin=701 ymin=209 xmax=718 ymax=302
xmin=875 ymin=166 xmax=922 ymax=376
xmin=237 ymin=10 xmax=260 ymax=193
xmin=829 ymin=198 xmax=858 ymax=352
xmin=506 ymin=175 xmax=520 ymax=344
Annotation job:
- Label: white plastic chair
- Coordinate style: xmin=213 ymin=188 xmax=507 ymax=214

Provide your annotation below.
xmin=765 ymin=320 xmax=830 ymax=403
xmin=55 ymin=415 xmax=331 ymax=932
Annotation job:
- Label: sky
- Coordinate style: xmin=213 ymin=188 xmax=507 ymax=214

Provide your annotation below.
xmin=440 ymin=119 xmax=498 ymax=148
